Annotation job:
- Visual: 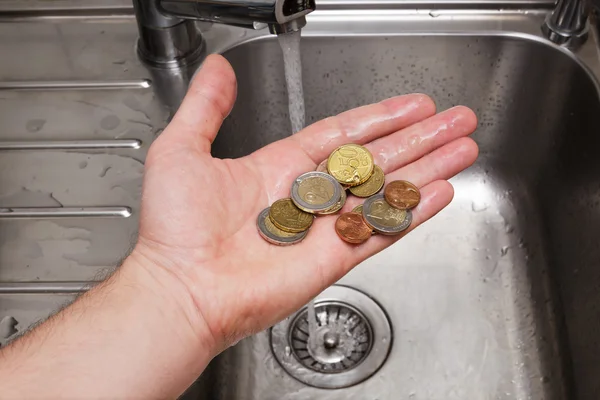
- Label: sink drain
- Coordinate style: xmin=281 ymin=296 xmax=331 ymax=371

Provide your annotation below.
xmin=289 ymin=302 xmax=372 ymax=373
xmin=271 ymin=285 xmax=392 ymax=389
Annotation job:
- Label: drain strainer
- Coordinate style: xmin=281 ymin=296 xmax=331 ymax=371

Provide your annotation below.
xmin=289 ymin=302 xmax=372 ymax=373
xmin=271 ymin=285 xmax=392 ymax=389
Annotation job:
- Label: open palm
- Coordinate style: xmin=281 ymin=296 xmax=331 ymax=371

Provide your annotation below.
xmin=134 ymin=55 xmax=478 ymax=351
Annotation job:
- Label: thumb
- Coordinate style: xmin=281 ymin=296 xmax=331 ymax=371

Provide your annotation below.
xmin=163 ymin=54 xmax=237 ymax=153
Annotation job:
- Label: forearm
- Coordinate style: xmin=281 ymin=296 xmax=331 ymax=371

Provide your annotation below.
xmin=0 ymin=252 xmax=214 ymax=399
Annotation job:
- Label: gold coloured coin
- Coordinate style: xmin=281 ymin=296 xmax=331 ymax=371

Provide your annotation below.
xmin=349 ymin=165 xmax=385 ymax=198
xmin=316 ymin=159 xmax=351 ymax=189
xmin=316 ymin=185 xmax=347 ymax=215
xmin=257 ymin=207 xmax=308 ymax=246
xmin=269 ymin=198 xmax=313 ymax=233
xmin=327 ymin=144 xmax=374 ymax=186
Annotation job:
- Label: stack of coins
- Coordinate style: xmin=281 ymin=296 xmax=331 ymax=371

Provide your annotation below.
xmin=257 ymin=144 xmax=420 ymax=246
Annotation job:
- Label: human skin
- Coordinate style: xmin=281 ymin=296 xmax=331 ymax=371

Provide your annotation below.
xmin=0 ymin=54 xmax=478 ymax=399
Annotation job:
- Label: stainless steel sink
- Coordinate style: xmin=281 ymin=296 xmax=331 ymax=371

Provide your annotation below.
xmin=2 ymin=1 xmax=600 ymax=399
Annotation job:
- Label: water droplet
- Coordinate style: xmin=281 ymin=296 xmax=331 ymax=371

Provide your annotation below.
xmin=99 ymin=166 xmax=111 ymax=178
xmin=26 ymin=119 xmax=46 ymax=133
xmin=100 ymin=115 xmax=121 ymax=130
xmin=0 ymin=316 xmax=18 ymax=339
xmin=471 ymin=201 xmax=489 ymax=212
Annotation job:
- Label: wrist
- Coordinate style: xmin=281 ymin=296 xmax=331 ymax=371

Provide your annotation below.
xmin=0 ymin=245 xmax=219 ymax=399
xmin=122 ymin=246 xmax=218 ymax=359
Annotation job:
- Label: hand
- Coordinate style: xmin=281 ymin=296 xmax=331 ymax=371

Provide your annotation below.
xmin=131 ymin=54 xmax=478 ymax=353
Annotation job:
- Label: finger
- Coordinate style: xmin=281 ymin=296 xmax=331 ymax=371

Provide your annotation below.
xmin=339 ymin=137 xmax=477 ymax=213
xmin=384 ymin=137 xmax=478 ymax=188
xmin=365 ymin=106 xmax=478 ymax=173
xmin=289 ymin=94 xmax=436 ymax=164
xmin=164 ymin=54 xmax=237 ymax=153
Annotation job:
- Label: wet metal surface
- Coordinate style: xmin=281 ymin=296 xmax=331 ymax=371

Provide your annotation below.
xmin=207 ymin=9 xmax=600 ymax=400
xmin=0 ymin=13 xmax=155 ymax=287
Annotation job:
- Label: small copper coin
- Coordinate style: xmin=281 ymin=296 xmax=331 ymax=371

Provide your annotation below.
xmin=384 ymin=180 xmax=421 ymax=210
xmin=351 ymin=203 xmax=377 ymax=235
xmin=316 ymin=159 xmax=328 ymax=173
xmin=335 ymin=212 xmax=373 ymax=244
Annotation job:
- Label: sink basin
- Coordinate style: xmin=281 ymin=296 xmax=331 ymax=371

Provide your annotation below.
xmin=206 ymin=14 xmax=600 ymax=400
xmin=2 ymin=2 xmax=600 ymax=400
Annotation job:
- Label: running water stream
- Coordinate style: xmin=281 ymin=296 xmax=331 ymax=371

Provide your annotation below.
xmin=277 ymin=29 xmax=306 ymax=134
xmin=278 ymin=28 xmax=319 ymax=350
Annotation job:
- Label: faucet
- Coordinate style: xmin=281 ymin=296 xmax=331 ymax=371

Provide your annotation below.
xmin=542 ymin=0 xmax=589 ymax=47
xmin=132 ymin=0 xmax=315 ymax=68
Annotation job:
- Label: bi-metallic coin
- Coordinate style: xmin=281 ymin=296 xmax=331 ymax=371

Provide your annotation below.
xmin=362 ymin=193 xmax=412 ymax=235
xmin=291 ymin=171 xmax=342 ymax=214
xmin=316 ymin=184 xmax=347 ymax=215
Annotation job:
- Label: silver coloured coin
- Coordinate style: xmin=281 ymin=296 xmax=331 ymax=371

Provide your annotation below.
xmin=315 ymin=184 xmax=347 ymax=215
xmin=362 ymin=193 xmax=412 ymax=235
xmin=291 ymin=171 xmax=342 ymax=214
xmin=257 ymin=207 xmax=308 ymax=246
